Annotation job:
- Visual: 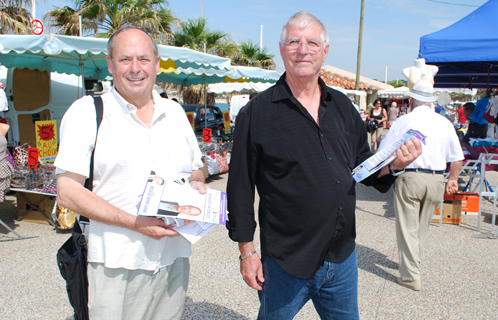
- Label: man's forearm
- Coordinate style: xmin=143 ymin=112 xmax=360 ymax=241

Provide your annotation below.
xmin=57 ymin=173 xmax=136 ymax=230
xmin=448 ymin=160 xmax=462 ymax=181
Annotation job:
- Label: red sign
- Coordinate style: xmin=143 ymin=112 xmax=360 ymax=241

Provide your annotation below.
xmin=31 ymin=19 xmax=44 ymax=35
xmin=202 ymin=128 xmax=212 ymax=143
xmin=27 ymin=147 xmax=39 ymax=170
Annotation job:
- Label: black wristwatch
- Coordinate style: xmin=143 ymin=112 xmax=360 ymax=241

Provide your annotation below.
xmin=389 ymin=163 xmax=405 ymax=176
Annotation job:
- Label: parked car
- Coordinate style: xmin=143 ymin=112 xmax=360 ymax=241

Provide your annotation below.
xmin=181 ymin=104 xmax=226 ymax=137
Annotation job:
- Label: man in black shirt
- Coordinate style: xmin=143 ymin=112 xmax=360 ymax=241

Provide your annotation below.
xmin=226 ymin=11 xmax=422 ymax=320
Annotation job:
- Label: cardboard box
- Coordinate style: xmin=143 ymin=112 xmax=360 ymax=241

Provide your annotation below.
xmin=445 ymin=192 xmax=479 ymax=215
xmin=16 ymin=192 xmax=56 ymax=225
xmin=432 ymin=199 xmax=462 ymax=224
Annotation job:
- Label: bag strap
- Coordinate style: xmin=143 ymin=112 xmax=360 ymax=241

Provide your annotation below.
xmin=79 ymin=96 xmax=103 ymax=223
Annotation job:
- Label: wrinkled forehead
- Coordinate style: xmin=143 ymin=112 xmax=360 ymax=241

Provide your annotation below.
xmin=285 ymin=22 xmax=323 ymax=40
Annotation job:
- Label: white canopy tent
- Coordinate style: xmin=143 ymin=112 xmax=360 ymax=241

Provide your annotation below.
xmin=207 ymin=82 xmax=274 ymax=94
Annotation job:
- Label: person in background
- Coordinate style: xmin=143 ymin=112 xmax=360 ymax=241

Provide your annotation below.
xmin=0 ymin=123 xmax=13 ymax=202
xmin=461 ymin=102 xmax=488 ymax=145
xmin=226 ymin=11 xmax=422 ymax=320
xmin=367 ymin=98 xmax=387 ymax=152
xmin=435 ymin=103 xmax=445 ymax=115
xmin=55 ymin=26 xmax=209 ymax=320
xmin=388 ymin=102 xmax=399 ymax=127
xmin=457 ymin=104 xmax=467 ymax=125
xmin=378 ymin=80 xmax=463 ymax=292
xmin=160 ymin=92 xmax=168 ymax=99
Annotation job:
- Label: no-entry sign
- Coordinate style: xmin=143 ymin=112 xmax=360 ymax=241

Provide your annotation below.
xmin=31 ymin=19 xmax=44 ymax=35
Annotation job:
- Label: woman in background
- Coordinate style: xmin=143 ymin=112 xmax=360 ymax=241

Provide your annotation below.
xmin=0 ymin=123 xmax=13 ymax=201
xmin=367 ymin=99 xmax=387 ymax=152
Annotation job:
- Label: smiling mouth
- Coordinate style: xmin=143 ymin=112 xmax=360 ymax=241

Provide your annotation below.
xmin=128 ymin=77 xmax=145 ymax=82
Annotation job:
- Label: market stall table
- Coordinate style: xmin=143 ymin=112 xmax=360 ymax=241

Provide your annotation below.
xmin=11 ymin=188 xmax=56 ymax=226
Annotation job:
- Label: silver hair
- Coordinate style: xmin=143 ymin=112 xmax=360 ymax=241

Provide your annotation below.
xmin=280 ymin=11 xmax=329 ymax=47
xmin=107 ymin=25 xmax=159 ymax=60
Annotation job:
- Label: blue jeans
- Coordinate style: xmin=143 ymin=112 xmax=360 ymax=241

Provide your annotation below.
xmin=257 ymin=249 xmax=359 ymax=320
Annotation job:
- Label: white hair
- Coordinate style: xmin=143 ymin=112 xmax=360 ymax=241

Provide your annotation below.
xmin=280 ymin=11 xmax=329 ymax=48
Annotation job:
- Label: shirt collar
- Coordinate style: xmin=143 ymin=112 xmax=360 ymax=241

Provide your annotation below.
xmin=109 ymin=86 xmax=166 ymax=123
xmin=272 ymin=72 xmax=332 ymax=103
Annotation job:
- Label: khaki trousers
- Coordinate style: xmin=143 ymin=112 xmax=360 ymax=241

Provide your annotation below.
xmin=370 ymin=127 xmax=384 ymax=152
xmin=394 ymin=172 xmax=444 ymax=281
xmin=88 ymin=257 xmax=189 ymax=320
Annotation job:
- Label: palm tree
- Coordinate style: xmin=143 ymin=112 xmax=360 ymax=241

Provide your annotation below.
xmin=44 ymin=0 xmax=97 ymax=36
xmin=45 ymin=0 xmax=176 ymax=42
xmin=232 ymin=39 xmax=275 ymax=70
xmin=0 ymin=0 xmax=33 ymax=34
xmin=173 ymin=17 xmax=236 ymax=57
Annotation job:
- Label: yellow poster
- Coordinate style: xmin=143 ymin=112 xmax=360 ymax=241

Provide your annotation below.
xmin=35 ymin=120 xmax=58 ymax=163
xmin=223 ymin=111 xmax=231 ymax=134
xmin=185 ymin=112 xmax=195 ymax=131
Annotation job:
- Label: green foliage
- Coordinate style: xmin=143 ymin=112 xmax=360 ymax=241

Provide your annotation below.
xmin=44 ymin=0 xmax=175 ymax=41
xmin=387 ymin=79 xmax=407 ymax=88
xmin=173 ymin=17 xmax=236 ymax=56
xmin=231 ymin=39 xmax=275 ymax=70
xmin=0 ymin=0 xmax=32 ymax=34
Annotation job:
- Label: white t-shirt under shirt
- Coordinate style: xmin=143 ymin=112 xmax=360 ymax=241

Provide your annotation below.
xmin=378 ymin=105 xmax=463 ymax=170
xmin=55 ymin=87 xmax=203 ymax=272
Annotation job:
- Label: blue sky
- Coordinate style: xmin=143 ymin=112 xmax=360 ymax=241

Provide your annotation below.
xmin=34 ymin=0 xmax=486 ymax=81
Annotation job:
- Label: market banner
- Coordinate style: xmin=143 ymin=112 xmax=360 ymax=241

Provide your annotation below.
xmin=223 ymin=111 xmax=231 ymax=134
xmin=35 ymin=120 xmax=58 ymax=163
xmin=186 ymin=112 xmax=195 ymax=131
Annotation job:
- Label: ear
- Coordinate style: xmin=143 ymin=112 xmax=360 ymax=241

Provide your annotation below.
xmin=322 ymin=44 xmax=329 ymax=63
xmin=155 ymin=55 xmax=161 ymax=73
xmin=106 ymin=56 xmax=114 ymax=75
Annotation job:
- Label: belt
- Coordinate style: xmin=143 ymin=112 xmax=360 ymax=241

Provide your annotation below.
xmin=405 ymin=168 xmax=445 ymax=174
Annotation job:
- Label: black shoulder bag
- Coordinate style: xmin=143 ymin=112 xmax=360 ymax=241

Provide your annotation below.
xmin=56 ymin=96 xmax=103 ymax=320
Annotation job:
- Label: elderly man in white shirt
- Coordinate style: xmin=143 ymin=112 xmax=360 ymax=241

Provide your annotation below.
xmin=378 ymin=81 xmax=463 ymax=292
xmin=55 ymin=26 xmax=208 ymax=320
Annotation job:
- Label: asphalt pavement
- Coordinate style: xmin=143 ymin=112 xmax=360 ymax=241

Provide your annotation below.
xmin=1 ymin=170 xmax=497 ymax=320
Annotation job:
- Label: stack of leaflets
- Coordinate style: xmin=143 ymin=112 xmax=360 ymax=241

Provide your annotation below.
xmin=137 ymin=172 xmax=227 ymax=243
xmin=352 ymin=129 xmax=426 ymax=182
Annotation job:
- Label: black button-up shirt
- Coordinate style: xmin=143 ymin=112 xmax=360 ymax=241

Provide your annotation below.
xmin=226 ymin=73 xmax=395 ymax=279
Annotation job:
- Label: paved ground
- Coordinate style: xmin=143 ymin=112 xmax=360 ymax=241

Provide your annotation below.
xmin=1 ymin=170 xmax=497 ymax=320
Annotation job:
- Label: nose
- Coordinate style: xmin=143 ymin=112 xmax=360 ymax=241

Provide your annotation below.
xmin=130 ymin=58 xmax=140 ymax=73
xmin=297 ymin=42 xmax=308 ymax=55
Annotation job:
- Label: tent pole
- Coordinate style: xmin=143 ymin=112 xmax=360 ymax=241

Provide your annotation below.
xmin=204 ymin=76 xmax=207 ymax=129
xmin=81 ymin=61 xmax=85 ymax=97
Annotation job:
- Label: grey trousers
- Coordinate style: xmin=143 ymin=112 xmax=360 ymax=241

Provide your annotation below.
xmin=394 ymin=172 xmax=445 ymax=281
xmin=88 ymin=257 xmax=189 ymax=320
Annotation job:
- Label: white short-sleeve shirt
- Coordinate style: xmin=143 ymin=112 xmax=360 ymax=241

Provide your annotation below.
xmin=55 ymin=87 xmax=203 ymax=272
xmin=378 ymin=105 xmax=464 ymax=170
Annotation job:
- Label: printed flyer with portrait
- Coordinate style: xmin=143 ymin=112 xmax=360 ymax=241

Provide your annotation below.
xmin=352 ymin=129 xmax=426 ymax=182
xmin=137 ymin=172 xmax=227 ymax=243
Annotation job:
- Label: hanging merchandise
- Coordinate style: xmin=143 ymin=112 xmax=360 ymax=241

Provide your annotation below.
xmin=206 ymin=150 xmax=219 ymax=175
xmin=217 ymin=150 xmax=229 ymax=174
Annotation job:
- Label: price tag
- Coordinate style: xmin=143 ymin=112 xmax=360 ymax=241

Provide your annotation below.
xmin=203 ymin=128 xmax=212 ymax=143
xmin=27 ymin=147 xmax=39 ymax=170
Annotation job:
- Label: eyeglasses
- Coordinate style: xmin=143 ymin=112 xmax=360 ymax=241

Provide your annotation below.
xmin=284 ymin=39 xmax=322 ymax=54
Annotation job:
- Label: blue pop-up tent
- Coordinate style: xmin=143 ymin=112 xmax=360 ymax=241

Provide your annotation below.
xmin=418 ymin=0 xmax=498 ymax=88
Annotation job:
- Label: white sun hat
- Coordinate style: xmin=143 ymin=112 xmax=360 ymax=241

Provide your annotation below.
xmin=407 ymin=80 xmax=437 ymax=103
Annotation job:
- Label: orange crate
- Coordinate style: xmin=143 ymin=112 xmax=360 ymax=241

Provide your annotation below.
xmin=432 ymin=199 xmax=462 ymax=224
xmin=445 ymin=192 xmax=479 ymax=215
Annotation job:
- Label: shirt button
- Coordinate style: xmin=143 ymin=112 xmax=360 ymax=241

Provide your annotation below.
xmin=320 ymin=133 xmax=324 ymax=137
xmin=339 ymin=206 xmax=343 ymax=210
xmin=337 ymin=180 xmax=340 ymax=184
xmin=328 ymin=157 xmax=332 ymax=161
